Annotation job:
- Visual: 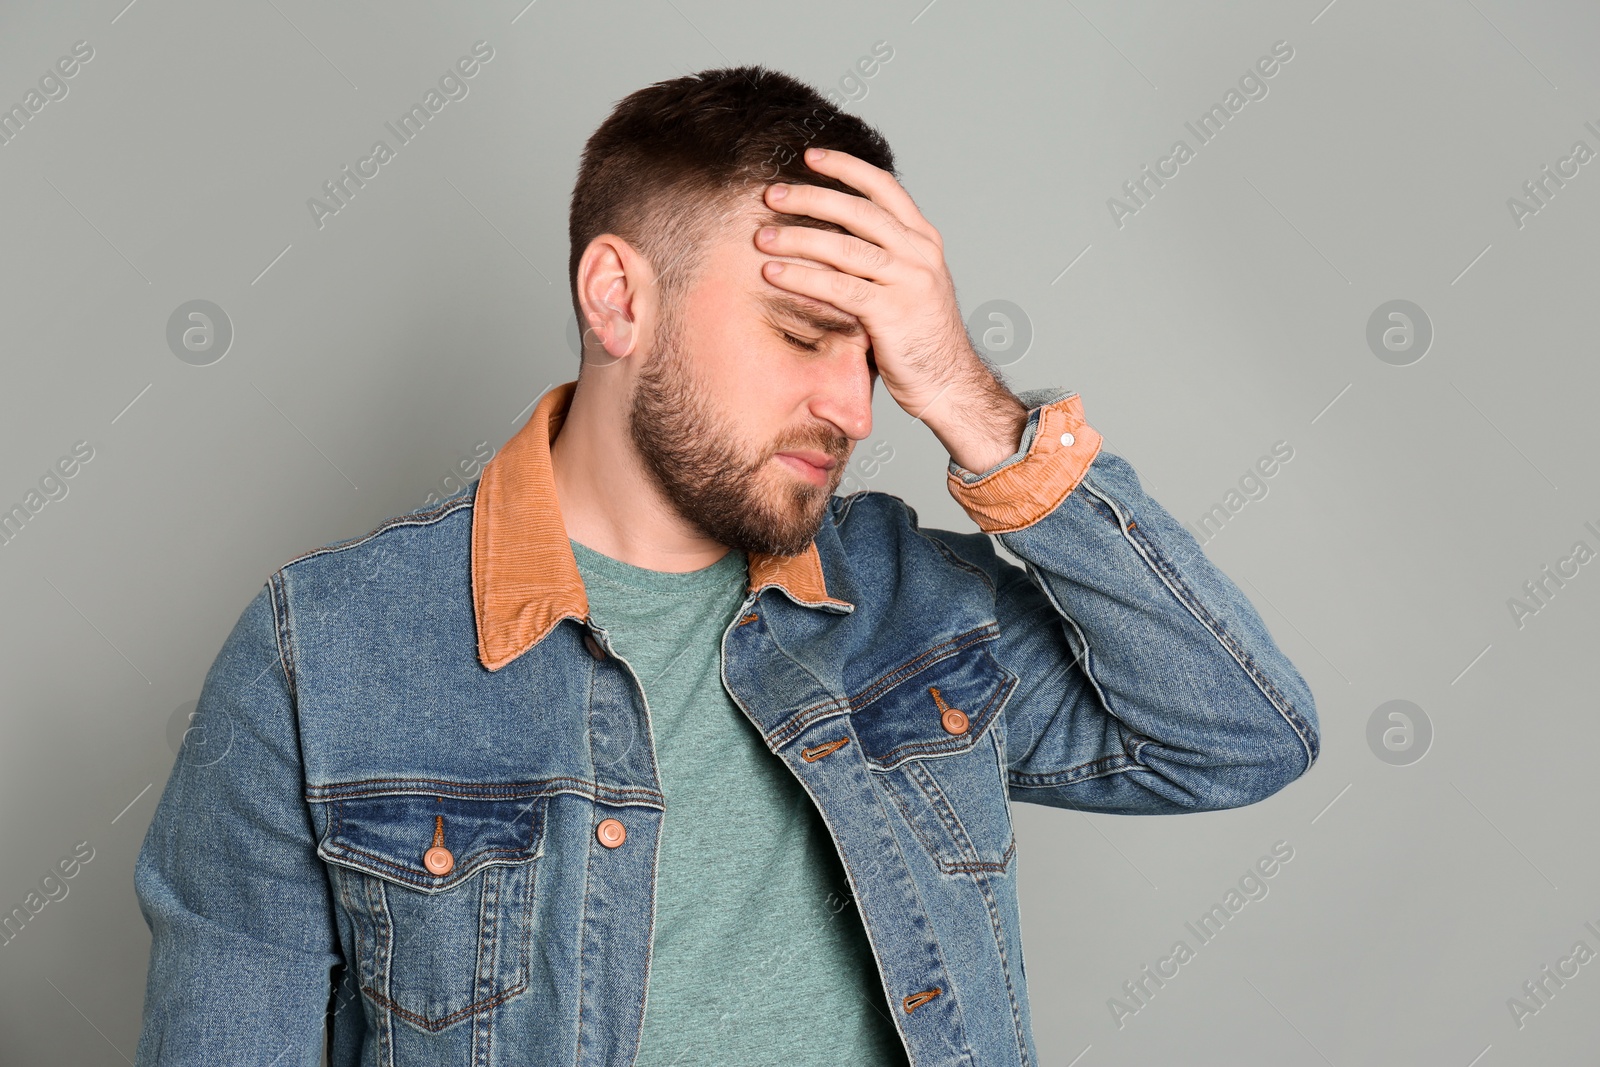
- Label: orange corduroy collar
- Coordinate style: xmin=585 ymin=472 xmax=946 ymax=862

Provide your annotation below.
xmin=470 ymin=380 xmax=852 ymax=671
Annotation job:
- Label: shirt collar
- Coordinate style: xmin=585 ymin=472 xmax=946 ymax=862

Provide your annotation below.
xmin=472 ymin=379 xmax=852 ymax=672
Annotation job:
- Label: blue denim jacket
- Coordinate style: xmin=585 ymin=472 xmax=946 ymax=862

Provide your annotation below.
xmin=133 ymin=380 xmax=1319 ymax=1066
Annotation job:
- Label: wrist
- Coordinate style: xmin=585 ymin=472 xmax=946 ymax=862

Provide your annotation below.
xmin=927 ymin=381 xmax=1028 ymax=473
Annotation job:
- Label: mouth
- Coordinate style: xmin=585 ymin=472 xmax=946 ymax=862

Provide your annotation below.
xmin=774 ymin=450 xmax=837 ymax=487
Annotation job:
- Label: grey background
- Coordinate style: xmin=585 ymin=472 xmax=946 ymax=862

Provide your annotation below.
xmin=2 ymin=0 xmax=1596 ymax=1063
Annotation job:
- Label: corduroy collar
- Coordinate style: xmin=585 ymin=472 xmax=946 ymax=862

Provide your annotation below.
xmin=471 ymin=380 xmax=852 ymax=671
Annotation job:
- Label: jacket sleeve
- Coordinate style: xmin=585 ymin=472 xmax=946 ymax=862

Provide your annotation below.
xmin=926 ymin=387 xmax=1320 ymax=814
xmin=133 ymin=576 xmax=339 ymax=1065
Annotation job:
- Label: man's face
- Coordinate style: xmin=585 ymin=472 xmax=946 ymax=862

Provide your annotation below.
xmin=626 ymin=201 xmax=879 ymax=558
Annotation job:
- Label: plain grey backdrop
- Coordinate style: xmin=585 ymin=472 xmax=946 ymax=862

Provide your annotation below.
xmin=3 ymin=0 xmax=1597 ymax=1063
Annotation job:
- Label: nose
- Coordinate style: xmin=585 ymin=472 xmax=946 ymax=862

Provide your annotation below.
xmin=811 ymin=355 xmax=875 ymax=444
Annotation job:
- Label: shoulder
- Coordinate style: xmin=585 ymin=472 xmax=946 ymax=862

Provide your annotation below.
xmin=825 ymin=489 xmax=1001 ymax=592
xmin=828 ymin=488 xmax=922 ymax=541
xmin=272 ymin=480 xmax=479 ymax=590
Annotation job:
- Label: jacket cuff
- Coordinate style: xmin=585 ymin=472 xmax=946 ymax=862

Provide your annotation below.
xmin=945 ymin=388 xmax=1104 ymax=534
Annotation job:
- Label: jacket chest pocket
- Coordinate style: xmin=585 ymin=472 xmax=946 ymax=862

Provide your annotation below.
xmin=316 ymin=791 xmax=547 ymax=1032
xmin=851 ymin=640 xmax=1020 ymax=877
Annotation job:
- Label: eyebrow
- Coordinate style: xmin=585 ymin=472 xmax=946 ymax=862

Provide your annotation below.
xmin=756 ymin=291 xmax=865 ymax=338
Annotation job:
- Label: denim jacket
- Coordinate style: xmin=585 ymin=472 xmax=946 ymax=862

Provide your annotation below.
xmin=133 ymin=380 xmax=1319 ymax=1066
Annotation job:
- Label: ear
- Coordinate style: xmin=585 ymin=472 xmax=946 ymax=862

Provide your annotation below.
xmin=576 ymin=236 xmax=640 ymax=362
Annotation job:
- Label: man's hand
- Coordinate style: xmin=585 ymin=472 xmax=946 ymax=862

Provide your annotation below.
xmin=756 ymin=147 xmax=1028 ymax=474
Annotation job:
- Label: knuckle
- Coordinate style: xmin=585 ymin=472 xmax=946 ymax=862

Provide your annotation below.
xmin=860 ymin=241 xmax=892 ymax=271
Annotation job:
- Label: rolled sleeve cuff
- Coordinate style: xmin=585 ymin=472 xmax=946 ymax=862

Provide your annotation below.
xmin=946 ymin=387 xmax=1104 ymax=534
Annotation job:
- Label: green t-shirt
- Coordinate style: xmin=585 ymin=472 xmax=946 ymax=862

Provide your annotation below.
xmin=571 ymin=538 xmax=909 ymax=1067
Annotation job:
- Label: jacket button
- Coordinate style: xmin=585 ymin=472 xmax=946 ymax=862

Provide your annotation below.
xmin=941 ymin=708 xmax=969 ymax=735
xmin=596 ymin=817 xmax=627 ymax=848
xmin=423 ymin=846 xmax=455 ymax=876
xmin=583 ymin=633 xmax=605 ymax=660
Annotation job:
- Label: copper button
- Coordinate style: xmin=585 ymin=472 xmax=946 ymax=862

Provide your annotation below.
xmin=583 ymin=633 xmax=606 ymax=660
xmin=596 ymin=817 xmax=627 ymax=848
xmin=929 ymin=686 xmax=969 ymax=735
xmin=423 ymin=813 xmax=454 ymax=875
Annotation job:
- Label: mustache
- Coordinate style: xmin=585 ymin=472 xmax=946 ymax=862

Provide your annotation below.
xmin=768 ymin=432 xmax=853 ymax=465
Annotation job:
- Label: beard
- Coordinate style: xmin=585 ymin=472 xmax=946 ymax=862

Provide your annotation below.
xmin=626 ymin=308 xmax=851 ymax=558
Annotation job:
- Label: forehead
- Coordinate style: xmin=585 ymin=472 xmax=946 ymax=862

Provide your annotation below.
xmin=699 ymin=199 xmax=864 ymax=336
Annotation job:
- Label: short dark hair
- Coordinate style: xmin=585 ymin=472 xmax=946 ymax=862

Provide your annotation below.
xmin=567 ymin=65 xmax=897 ymax=360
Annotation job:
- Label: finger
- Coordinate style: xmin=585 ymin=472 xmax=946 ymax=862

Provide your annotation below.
xmin=755 ymin=224 xmax=894 ymax=284
xmin=765 ymin=179 xmax=944 ymax=277
xmin=801 ymin=148 xmax=934 ymax=238
xmin=761 ymin=260 xmax=877 ymax=323
xmin=765 ymin=180 xmax=916 ymax=260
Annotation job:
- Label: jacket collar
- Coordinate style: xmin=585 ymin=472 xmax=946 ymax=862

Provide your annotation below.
xmin=472 ymin=380 xmax=853 ymax=672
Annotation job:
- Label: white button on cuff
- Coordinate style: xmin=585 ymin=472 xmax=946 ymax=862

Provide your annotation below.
xmin=1059 ymin=432 xmax=1076 ymax=447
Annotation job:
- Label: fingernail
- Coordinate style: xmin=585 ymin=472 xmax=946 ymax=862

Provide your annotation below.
xmin=766 ymin=262 xmax=785 ymax=274
xmin=769 ymin=184 xmax=788 ymax=200
xmin=758 ymin=227 xmax=777 ymax=243
xmin=807 ymin=148 xmax=826 ymax=160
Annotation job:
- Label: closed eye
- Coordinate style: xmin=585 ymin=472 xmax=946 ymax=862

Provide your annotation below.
xmin=781 ymin=330 xmax=822 ymax=352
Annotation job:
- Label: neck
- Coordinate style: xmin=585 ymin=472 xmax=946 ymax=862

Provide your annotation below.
xmin=549 ymin=379 xmax=733 ymax=573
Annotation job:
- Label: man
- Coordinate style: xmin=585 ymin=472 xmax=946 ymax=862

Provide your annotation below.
xmin=134 ymin=66 xmax=1319 ymax=1066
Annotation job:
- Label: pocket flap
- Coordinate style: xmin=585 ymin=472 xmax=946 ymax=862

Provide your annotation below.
xmin=317 ymin=792 xmax=545 ymax=892
xmin=851 ymin=642 xmax=1018 ymax=771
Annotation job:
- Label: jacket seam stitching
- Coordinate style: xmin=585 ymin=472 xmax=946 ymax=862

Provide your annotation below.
xmin=973 ymin=867 xmax=1031 ymax=1067
xmin=1128 ymin=520 xmax=1320 ymax=764
xmin=628 ymin=799 xmax=661 ymax=1066
xmin=324 ymin=844 xmax=540 ymax=889
xmin=1001 ymin=577 xmax=1135 ymax=783
xmin=306 ymin=778 xmax=663 ymax=805
xmin=958 ymin=422 xmax=1101 ymax=534
xmin=774 ymin=733 xmax=956 ymax=1060
xmin=1079 ymin=476 xmax=1318 ymax=770
xmin=1008 ymin=756 xmax=1142 ymax=788
xmin=916 ymin=529 xmax=999 ymax=598
xmin=763 ymin=624 xmax=999 ymax=751
xmin=849 ymin=626 xmax=998 ymax=710
xmin=278 ymin=494 xmax=476 ymax=573
xmin=865 ymin=663 xmax=1016 ymax=769
xmin=903 ymin=760 xmax=1014 ymax=874
xmin=267 ymin=572 xmax=299 ymax=709
xmin=361 ymin=980 xmax=529 ymax=1032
